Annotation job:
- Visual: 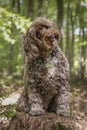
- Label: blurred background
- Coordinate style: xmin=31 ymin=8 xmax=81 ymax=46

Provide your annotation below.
xmin=0 ymin=0 xmax=87 ymax=83
xmin=0 ymin=0 xmax=87 ymax=128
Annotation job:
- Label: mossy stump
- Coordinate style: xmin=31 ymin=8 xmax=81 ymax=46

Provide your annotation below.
xmin=7 ymin=112 xmax=80 ymax=130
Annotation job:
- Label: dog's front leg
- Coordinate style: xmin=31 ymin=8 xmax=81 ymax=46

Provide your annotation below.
xmin=28 ymin=86 xmax=45 ymax=116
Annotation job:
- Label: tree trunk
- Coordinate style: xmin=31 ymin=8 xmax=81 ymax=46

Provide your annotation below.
xmin=17 ymin=0 xmax=20 ymax=13
xmin=44 ymin=0 xmax=49 ymax=18
xmin=65 ymin=1 xmax=71 ymax=60
xmin=7 ymin=43 xmax=14 ymax=75
xmin=7 ymin=22 xmax=15 ymax=75
xmin=77 ymin=27 xmax=86 ymax=80
xmin=7 ymin=112 xmax=86 ymax=130
xmin=12 ymin=0 xmax=16 ymax=9
xmin=26 ymin=0 xmax=34 ymax=20
xmin=11 ymin=0 xmax=20 ymax=13
xmin=80 ymin=45 xmax=86 ymax=80
xmin=56 ymin=0 xmax=64 ymax=50
xmin=37 ymin=0 xmax=43 ymax=16
xmin=70 ymin=8 xmax=75 ymax=75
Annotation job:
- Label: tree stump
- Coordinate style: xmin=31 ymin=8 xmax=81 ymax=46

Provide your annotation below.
xmin=7 ymin=112 xmax=86 ymax=130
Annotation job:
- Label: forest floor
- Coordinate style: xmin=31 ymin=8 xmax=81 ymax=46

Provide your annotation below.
xmin=0 ymin=79 xmax=87 ymax=130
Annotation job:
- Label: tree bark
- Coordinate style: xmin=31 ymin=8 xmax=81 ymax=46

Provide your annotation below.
xmin=80 ymin=45 xmax=86 ymax=80
xmin=37 ymin=0 xmax=43 ymax=16
xmin=56 ymin=0 xmax=64 ymax=50
xmin=12 ymin=0 xmax=16 ymax=9
xmin=7 ymin=112 xmax=87 ymax=130
xmin=65 ymin=1 xmax=70 ymax=60
xmin=26 ymin=0 xmax=34 ymax=20
xmin=70 ymin=8 xmax=75 ymax=75
xmin=17 ymin=0 xmax=20 ymax=13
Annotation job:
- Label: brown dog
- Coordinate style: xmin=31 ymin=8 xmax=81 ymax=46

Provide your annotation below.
xmin=17 ymin=18 xmax=70 ymax=116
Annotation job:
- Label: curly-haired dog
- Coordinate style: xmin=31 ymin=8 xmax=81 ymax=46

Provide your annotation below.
xmin=17 ymin=18 xmax=70 ymax=116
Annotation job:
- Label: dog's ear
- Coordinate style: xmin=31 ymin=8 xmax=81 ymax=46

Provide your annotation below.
xmin=23 ymin=29 xmax=40 ymax=59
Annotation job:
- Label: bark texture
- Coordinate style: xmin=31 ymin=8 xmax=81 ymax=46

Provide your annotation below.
xmin=7 ymin=112 xmax=85 ymax=130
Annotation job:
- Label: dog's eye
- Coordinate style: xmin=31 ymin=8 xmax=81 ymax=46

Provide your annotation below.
xmin=43 ymin=25 xmax=49 ymax=29
xmin=55 ymin=35 xmax=59 ymax=41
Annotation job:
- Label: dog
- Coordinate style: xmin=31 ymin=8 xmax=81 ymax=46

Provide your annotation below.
xmin=17 ymin=18 xmax=70 ymax=116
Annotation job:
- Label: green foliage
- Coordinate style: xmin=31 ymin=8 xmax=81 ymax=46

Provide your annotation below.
xmin=0 ymin=7 xmax=31 ymax=41
xmin=0 ymin=7 xmax=31 ymax=76
xmin=3 ymin=109 xmax=15 ymax=118
xmin=0 ymin=93 xmax=8 ymax=98
xmin=0 ymin=106 xmax=16 ymax=119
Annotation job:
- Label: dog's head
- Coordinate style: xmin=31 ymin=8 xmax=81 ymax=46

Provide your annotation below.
xmin=23 ymin=18 xmax=60 ymax=59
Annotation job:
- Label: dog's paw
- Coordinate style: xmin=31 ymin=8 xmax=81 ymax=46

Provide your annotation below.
xmin=29 ymin=104 xmax=45 ymax=116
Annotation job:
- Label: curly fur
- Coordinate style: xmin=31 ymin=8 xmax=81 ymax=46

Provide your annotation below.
xmin=17 ymin=18 xmax=70 ymax=116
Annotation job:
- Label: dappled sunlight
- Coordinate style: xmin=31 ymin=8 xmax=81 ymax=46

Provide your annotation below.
xmin=71 ymin=84 xmax=87 ymax=121
xmin=1 ymin=92 xmax=20 ymax=106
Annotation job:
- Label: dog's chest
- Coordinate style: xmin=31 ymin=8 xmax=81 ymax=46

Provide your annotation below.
xmin=46 ymin=57 xmax=58 ymax=77
xmin=30 ymin=56 xmax=58 ymax=79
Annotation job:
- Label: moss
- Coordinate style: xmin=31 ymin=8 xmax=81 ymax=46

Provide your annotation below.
xmin=3 ymin=110 xmax=15 ymax=118
xmin=0 ymin=93 xmax=8 ymax=98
